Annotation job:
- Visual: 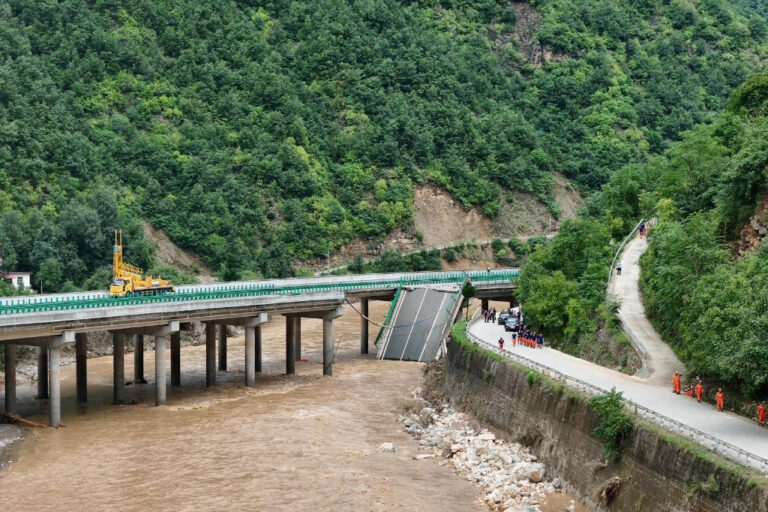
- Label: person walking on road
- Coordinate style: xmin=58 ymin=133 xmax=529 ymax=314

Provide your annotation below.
xmin=639 ymin=222 xmax=646 ymax=238
xmin=616 ymin=261 xmax=622 ymax=276
xmin=757 ymin=402 xmax=767 ymax=426
xmin=498 ymin=337 xmax=504 ymax=351
xmin=716 ymin=389 xmax=725 ymax=412
xmin=695 ymin=380 xmax=704 ymax=403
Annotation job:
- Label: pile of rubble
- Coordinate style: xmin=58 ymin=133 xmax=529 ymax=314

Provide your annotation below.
xmin=395 ymin=388 xmax=565 ymax=512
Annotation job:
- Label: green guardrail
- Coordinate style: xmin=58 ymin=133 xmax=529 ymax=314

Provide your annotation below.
xmin=0 ymin=270 xmax=519 ymax=316
xmin=373 ymin=285 xmax=403 ymax=348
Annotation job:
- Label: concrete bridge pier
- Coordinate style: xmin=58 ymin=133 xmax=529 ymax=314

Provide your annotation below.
xmin=37 ymin=345 xmax=48 ymax=399
xmin=112 ymin=332 xmax=126 ymax=404
xmin=152 ymin=323 xmax=179 ymax=406
xmin=155 ymin=334 xmax=167 ymax=405
xmin=255 ymin=325 xmax=262 ymax=373
xmin=323 ymin=307 xmax=344 ymax=377
xmin=218 ymin=324 xmax=227 ymax=371
xmin=171 ymin=331 xmax=181 ymax=387
xmin=360 ymin=299 xmax=369 ymax=355
xmin=294 ymin=317 xmax=302 ymax=361
xmin=285 ymin=316 xmax=295 ymax=375
xmin=205 ymin=323 xmax=216 ymax=387
xmin=134 ymin=335 xmax=146 ymax=384
xmin=49 ymin=339 xmax=62 ymax=427
xmin=243 ymin=314 xmax=268 ymax=387
xmin=4 ymin=343 xmax=16 ymax=413
xmin=75 ymin=333 xmax=87 ymax=403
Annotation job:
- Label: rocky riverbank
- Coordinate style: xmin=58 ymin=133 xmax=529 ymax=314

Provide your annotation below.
xmin=395 ymin=386 xmax=572 ymax=512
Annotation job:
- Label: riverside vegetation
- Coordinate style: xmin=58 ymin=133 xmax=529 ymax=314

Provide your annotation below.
xmin=0 ymin=0 xmax=766 ymax=293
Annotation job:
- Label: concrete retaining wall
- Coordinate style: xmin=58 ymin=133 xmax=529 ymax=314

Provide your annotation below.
xmin=442 ymin=341 xmax=768 ymax=511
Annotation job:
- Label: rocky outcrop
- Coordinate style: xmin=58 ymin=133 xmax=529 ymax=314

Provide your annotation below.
xmin=439 ymin=341 xmax=768 ymax=512
xmin=737 ymin=192 xmax=768 ymax=255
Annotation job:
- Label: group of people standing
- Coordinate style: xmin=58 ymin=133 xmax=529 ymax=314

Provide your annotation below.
xmin=672 ymin=372 xmax=768 ymax=425
xmin=482 ymin=307 xmax=497 ymax=323
xmin=498 ymin=331 xmax=544 ymax=350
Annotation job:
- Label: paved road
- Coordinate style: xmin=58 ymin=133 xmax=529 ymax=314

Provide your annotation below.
xmin=471 ymin=320 xmax=768 ymax=463
xmin=608 ymin=235 xmax=685 ymax=385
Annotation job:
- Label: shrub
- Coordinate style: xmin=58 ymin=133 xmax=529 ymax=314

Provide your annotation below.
xmin=590 ymin=389 xmax=632 ymax=461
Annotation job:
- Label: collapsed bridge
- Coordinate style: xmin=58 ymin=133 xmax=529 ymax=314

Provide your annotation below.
xmin=0 ymin=269 xmax=517 ymax=427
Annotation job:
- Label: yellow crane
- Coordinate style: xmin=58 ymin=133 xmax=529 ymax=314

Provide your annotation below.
xmin=110 ymin=230 xmax=174 ymax=297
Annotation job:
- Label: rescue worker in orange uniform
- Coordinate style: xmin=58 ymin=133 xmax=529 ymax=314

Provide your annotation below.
xmin=684 ymin=385 xmax=694 ymax=398
xmin=498 ymin=337 xmax=504 ymax=351
xmin=672 ymin=372 xmax=682 ymax=395
xmin=716 ymin=389 xmax=725 ymax=412
xmin=757 ymin=402 xmax=767 ymax=426
xmin=695 ymin=380 xmax=704 ymax=403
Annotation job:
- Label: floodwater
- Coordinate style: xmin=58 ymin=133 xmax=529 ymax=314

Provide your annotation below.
xmin=0 ymin=303 xmax=585 ymax=511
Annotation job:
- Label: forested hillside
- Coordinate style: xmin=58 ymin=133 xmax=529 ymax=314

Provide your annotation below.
xmin=520 ymin=68 xmax=768 ymax=396
xmin=0 ymin=0 xmax=766 ymax=292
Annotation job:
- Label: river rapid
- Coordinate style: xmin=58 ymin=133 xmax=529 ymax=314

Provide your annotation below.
xmin=0 ymin=303 xmax=585 ymax=511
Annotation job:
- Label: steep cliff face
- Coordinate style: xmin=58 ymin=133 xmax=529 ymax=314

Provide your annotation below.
xmin=440 ymin=342 xmax=768 ymax=511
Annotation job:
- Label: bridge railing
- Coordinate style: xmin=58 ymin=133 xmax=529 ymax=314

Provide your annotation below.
xmin=464 ymin=317 xmax=768 ymax=475
xmin=0 ymin=269 xmax=519 ymax=316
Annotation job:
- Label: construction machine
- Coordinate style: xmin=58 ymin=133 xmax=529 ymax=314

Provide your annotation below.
xmin=110 ymin=230 xmax=175 ymax=297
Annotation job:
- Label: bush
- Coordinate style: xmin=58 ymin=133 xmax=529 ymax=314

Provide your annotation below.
xmin=590 ymin=389 xmax=632 ymax=461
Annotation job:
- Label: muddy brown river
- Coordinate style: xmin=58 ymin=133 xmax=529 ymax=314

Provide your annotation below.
xmin=0 ymin=303 xmax=585 ymax=511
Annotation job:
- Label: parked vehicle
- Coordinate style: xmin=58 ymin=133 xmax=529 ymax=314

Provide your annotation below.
xmin=504 ymin=316 xmax=520 ymax=332
xmin=497 ymin=310 xmax=511 ymax=325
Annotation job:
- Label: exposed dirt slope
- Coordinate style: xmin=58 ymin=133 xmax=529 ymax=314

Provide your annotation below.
xmin=414 ymin=173 xmax=582 ymax=247
xmin=413 ymin=187 xmax=495 ymax=247
xmin=142 ymin=221 xmax=212 ymax=275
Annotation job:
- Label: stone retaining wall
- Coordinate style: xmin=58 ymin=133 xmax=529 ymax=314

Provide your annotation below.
xmin=442 ymin=341 xmax=768 ymax=511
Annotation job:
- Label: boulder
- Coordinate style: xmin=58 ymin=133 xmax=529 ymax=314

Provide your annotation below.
xmin=419 ymin=407 xmax=436 ymax=424
xmin=377 ymin=442 xmax=396 ymax=453
xmin=527 ymin=463 xmax=546 ymax=483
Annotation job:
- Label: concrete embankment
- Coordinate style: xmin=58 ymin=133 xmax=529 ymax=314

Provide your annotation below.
xmin=438 ymin=341 xmax=768 ymax=512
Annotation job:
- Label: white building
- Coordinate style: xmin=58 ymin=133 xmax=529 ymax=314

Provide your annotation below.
xmin=3 ymin=271 xmax=32 ymax=290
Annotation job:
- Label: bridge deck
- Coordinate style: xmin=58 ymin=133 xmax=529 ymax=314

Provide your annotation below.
xmin=0 ymin=269 xmax=517 ymax=318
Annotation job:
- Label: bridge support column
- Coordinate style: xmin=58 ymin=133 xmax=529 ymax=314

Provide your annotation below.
xmin=294 ymin=317 xmax=302 ymax=361
xmin=218 ymin=324 xmax=227 ymax=371
xmin=245 ymin=325 xmax=256 ymax=387
xmin=155 ymin=334 xmax=167 ymax=406
xmin=3 ymin=344 xmax=16 ymax=413
xmin=255 ymin=325 xmax=262 ymax=373
xmin=205 ymin=323 xmax=216 ymax=387
xmin=37 ymin=345 xmax=49 ymax=399
xmin=49 ymin=340 xmax=62 ymax=427
xmin=285 ymin=316 xmax=295 ymax=375
xmin=323 ymin=318 xmax=334 ymax=377
xmin=244 ymin=315 xmax=267 ymax=387
xmin=481 ymin=298 xmax=489 ymax=311
xmin=171 ymin=331 xmax=181 ymax=387
xmin=134 ymin=335 xmax=146 ymax=384
xmin=75 ymin=333 xmax=87 ymax=403
xmin=112 ymin=332 xmax=125 ymax=404
xmin=360 ymin=299 xmax=369 ymax=355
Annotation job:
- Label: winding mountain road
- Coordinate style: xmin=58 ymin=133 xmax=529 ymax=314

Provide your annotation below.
xmin=608 ymin=235 xmax=684 ymax=385
xmin=470 ymin=234 xmax=768 ymax=470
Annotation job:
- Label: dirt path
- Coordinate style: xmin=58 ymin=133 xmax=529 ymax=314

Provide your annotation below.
xmin=608 ymin=235 xmax=685 ymax=386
